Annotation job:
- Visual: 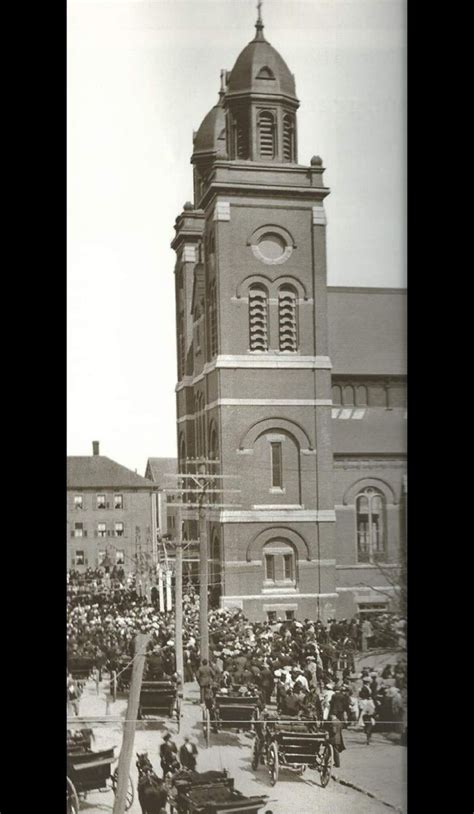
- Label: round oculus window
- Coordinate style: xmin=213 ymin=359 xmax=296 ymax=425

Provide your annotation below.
xmin=252 ymin=232 xmax=293 ymax=265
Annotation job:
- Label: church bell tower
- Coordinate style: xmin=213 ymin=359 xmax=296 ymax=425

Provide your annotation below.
xmin=171 ymin=6 xmax=337 ymax=622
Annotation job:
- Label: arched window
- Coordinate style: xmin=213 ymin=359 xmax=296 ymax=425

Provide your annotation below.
xmin=177 ymin=312 xmax=185 ymax=379
xmin=332 ymin=385 xmax=342 ymax=405
xmin=283 ymin=114 xmax=295 ymax=161
xmin=356 ymin=488 xmax=386 ymax=563
xmin=356 ymin=385 xmax=368 ymax=407
xmin=249 ymin=285 xmax=269 ymax=351
xmin=258 ymin=111 xmax=275 ymax=159
xmin=278 ymin=286 xmax=298 ymax=351
xmin=208 ymin=424 xmax=219 ymax=504
xmin=207 ymin=280 xmax=218 ymax=359
xmin=263 ymin=540 xmax=297 ymax=587
xmin=343 ymin=385 xmax=355 ymax=406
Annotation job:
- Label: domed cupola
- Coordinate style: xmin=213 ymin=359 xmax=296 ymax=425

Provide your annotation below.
xmin=191 ymin=74 xmax=227 ymax=205
xmin=224 ymin=4 xmax=299 ymax=163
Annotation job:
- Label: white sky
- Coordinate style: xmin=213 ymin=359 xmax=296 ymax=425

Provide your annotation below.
xmin=67 ymin=0 xmax=406 ymax=473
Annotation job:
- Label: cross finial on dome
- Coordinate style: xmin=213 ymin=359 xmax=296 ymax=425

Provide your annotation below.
xmin=255 ymin=0 xmax=265 ymax=40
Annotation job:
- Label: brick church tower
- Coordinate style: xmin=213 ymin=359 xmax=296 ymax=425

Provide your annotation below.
xmin=171 ymin=9 xmax=338 ymax=622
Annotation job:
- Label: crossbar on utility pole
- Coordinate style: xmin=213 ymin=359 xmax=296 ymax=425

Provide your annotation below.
xmin=112 ymin=632 xmax=150 ymax=814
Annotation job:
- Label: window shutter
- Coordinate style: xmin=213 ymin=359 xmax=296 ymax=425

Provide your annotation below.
xmin=84 ymin=530 xmax=87 ymax=538
xmin=70 ymin=530 xmax=74 ymax=538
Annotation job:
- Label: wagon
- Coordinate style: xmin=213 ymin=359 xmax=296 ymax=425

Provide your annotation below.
xmin=67 ymin=737 xmax=134 ymax=813
xmin=68 ymin=656 xmax=94 ymax=684
xmin=169 ymin=771 xmax=267 ymax=814
xmin=251 ymin=716 xmax=333 ymax=787
xmin=138 ymin=679 xmax=181 ymax=729
xmin=202 ymin=690 xmax=261 ymax=747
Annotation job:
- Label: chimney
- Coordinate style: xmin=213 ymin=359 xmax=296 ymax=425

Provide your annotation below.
xmin=92 ymin=441 xmax=100 ymax=456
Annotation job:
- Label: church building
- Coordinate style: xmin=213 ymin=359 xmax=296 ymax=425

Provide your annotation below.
xmin=171 ymin=9 xmax=406 ymax=622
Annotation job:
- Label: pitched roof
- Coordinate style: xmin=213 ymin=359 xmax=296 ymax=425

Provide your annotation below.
xmin=145 ymin=458 xmax=178 ymax=487
xmin=332 ymin=408 xmax=407 ymax=455
xmin=67 ymin=456 xmax=157 ymax=489
xmin=327 ymin=288 xmax=407 ymax=376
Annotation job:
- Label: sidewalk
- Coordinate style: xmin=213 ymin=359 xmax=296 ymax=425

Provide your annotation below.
xmin=332 ymin=728 xmax=407 ymax=813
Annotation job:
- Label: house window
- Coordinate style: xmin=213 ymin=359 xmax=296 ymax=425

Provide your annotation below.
xmin=207 ymin=281 xmax=218 ymax=359
xmin=267 ymin=610 xmax=277 ymax=622
xmin=285 ymin=609 xmax=295 ymax=621
xmin=271 ymin=442 xmax=283 ymax=489
xmin=232 ymin=111 xmax=249 ymax=159
xmin=177 ymin=312 xmax=185 ymax=379
xmin=263 ymin=541 xmax=296 ymax=587
xmin=73 ymin=522 xmax=83 ymax=538
xmin=97 ymin=523 xmax=107 ymax=538
xmin=74 ymin=495 xmax=83 ymax=509
xmin=97 ymin=494 xmax=106 ymax=509
xmin=258 ymin=111 xmax=275 ymax=158
xmin=98 ymin=550 xmax=106 ymax=565
xmin=114 ymin=494 xmax=123 ymax=509
xmin=75 ymin=550 xmax=85 ymax=566
xmin=278 ymin=286 xmax=298 ymax=351
xmin=356 ymin=488 xmax=386 ymax=563
xmin=248 ymin=286 xmax=269 ymax=351
xmin=115 ymin=522 xmax=124 ymax=537
xmin=116 ymin=550 xmax=125 ymax=565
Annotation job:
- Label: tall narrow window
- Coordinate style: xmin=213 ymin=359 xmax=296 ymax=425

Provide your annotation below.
xmin=258 ymin=111 xmax=275 ymax=158
xmin=115 ymin=522 xmax=124 ymax=537
xmin=207 ymin=281 xmax=218 ymax=359
xmin=74 ymin=495 xmax=83 ymax=510
xmin=97 ymin=494 xmax=106 ymax=509
xmin=97 ymin=522 xmax=107 ymax=538
xmin=271 ymin=442 xmax=283 ymax=488
xmin=249 ymin=286 xmax=269 ymax=351
xmin=283 ymin=554 xmax=293 ymax=580
xmin=278 ymin=287 xmax=298 ymax=351
xmin=265 ymin=554 xmax=275 ymax=581
xmin=177 ymin=312 xmax=185 ymax=378
xmin=356 ymin=488 xmax=386 ymax=563
xmin=114 ymin=494 xmax=123 ymax=510
xmin=283 ymin=114 xmax=294 ymax=161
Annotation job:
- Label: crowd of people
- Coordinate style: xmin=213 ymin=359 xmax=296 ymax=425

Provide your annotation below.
xmin=67 ymin=575 xmax=407 ymax=741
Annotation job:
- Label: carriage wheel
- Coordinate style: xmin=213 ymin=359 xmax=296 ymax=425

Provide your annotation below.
xmin=251 ymin=737 xmax=260 ymax=770
xmin=112 ymin=769 xmax=135 ymax=810
xmin=268 ymin=742 xmax=279 ymax=786
xmin=67 ymin=777 xmax=79 ymax=814
xmin=175 ymin=697 xmax=181 ymax=732
xmin=319 ymin=743 xmax=333 ymax=788
xmin=202 ymin=707 xmax=210 ymax=748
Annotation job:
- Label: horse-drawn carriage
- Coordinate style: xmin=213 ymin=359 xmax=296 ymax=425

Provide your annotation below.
xmin=68 ymin=655 xmax=94 ymax=686
xmin=169 ymin=769 xmax=268 ymax=814
xmin=138 ymin=679 xmax=181 ymax=728
xmin=67 ymin=728 xmax=134 ymax=813
xmin=202 ymin=688 xmax=262 ymax=747
xmin=251 ymin=715 xmax=333 ymax=787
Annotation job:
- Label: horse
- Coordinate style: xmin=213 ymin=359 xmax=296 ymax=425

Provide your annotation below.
xmin=136 ymin=753 xmax=168 ymax=814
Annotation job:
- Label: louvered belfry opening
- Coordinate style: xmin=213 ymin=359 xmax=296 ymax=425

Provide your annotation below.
xmin=278 ymin=286 xmax=298 ymax=351
xmin=249 ymin=285 xmax=269 ymax=351
xmin=258 ymin=111 xmax=275 ymax=158
xmin=283 ymin=113 xmax=294 ymax=161
xmin=232 ymin=110 xmax=250 ymax=159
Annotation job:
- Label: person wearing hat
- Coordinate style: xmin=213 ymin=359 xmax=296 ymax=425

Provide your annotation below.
xmin=179 ymin=736 xmax=198 ymax=771
xmin=159 ymin=733 xmax=179 ymax=778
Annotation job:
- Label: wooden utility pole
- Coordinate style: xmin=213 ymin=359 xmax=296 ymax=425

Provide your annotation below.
xmin=174 ymin=504 xmax=184 ymax=684
xmin=112 ymin=632 xmax=149 ymax=814
xmin=198 ymin=488 xmax=209 ymax=664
